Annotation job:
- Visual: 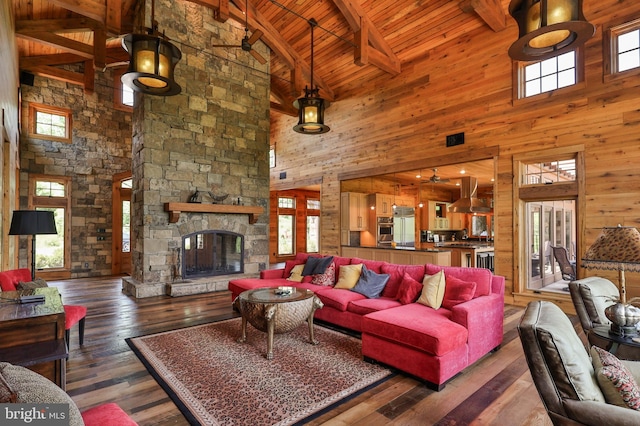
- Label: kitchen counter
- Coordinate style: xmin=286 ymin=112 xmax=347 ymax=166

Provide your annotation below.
xmin=434 ymin=241 xmax=494 ymax=249
xmin=341 ymin=246 xmax=451 ymax=266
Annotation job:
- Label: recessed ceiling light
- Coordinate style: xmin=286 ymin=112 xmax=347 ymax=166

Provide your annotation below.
xmin=460 ymin=169 xmax=466 ymax=174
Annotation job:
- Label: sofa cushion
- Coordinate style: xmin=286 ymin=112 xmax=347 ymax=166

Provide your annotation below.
xmin=380 ymin=264 xmax=425 ymax=299
xmin=316 ymin=288 xmax=366 ymax=312
xmin=425 ymin=264 xmax=492 ymax=297
xmin=362 ymin=303 xmax=467 ymax=356
xmin=302 ymin=256 xmax=334 ymax=276
xmin=350 ymin=258 xmax=386 ymax=274
xmin=310 ymin=262 xmax=336 ymax=286
xmin=352 ymin=265 xmax=390 ymax=298
xmin=348 ymin=297 xmax=402 ymax=316
xmin=396 ymin=273 xmax=423 ymax=305
xmin=335 ymin=264 xmax=363 ymax=289
xmin=286 ymin=264 xmax=305 ymax=282
xmin=441 ymin=275 xmax=477 ymax=310
xmin=592 ymin=346 xmax=640 ymax=410
xmin=417 ymin=270 xmax=445 ymax=309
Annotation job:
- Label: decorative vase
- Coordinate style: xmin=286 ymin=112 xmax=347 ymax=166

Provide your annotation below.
xmin=605 ymin=302 xmax=640 ymax=336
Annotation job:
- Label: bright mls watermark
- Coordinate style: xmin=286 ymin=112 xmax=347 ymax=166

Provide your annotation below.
xmin=0 ymin=404 xmax=69 ymax=425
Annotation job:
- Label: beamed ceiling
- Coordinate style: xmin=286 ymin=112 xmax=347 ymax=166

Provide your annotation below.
xmin=12 ymin=0 xmax=512 ymax=115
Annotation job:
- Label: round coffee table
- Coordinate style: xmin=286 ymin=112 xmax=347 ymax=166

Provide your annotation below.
xmin=233 ymin=287 xmax=324 ymax=359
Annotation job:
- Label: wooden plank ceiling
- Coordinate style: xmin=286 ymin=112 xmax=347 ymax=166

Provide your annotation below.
xmin=12 ymin=0 xmax=511 ymax=108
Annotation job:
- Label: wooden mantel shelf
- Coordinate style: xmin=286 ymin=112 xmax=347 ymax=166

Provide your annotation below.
xmin=164 ymin=203 xmax=264 ymax=224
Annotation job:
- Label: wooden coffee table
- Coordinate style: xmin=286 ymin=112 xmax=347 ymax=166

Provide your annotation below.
xmin=233 ymin=287 xmax=324 ymax=359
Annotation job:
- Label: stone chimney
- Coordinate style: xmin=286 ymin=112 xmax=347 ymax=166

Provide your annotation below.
xmin=122 ymin=0 xmax=270 ymax=297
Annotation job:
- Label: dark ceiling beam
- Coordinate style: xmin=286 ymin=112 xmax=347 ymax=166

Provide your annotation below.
xmin=332 ymin=0 xmax=401 ymax=75
xmin=24 ymin=65 xmax=85 ymax=86
xmin=106 ymin=0 xmax=122 ymax=35
xmin=459 ymin=0 xmax=506 ymax=32
xmin=270 ymin=83 xmax=298 ymax=116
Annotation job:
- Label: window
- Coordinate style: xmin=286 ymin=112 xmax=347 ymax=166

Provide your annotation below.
xmin=306 ymin=198 xmax=320 ymax=253
xmin=29 ymin=175 xmax=72 ymax=277
xmin=522 ymin=51 xmax=576 ymax=98
xmin=607 ymin=19 xmax=640 ymax=76
xmin=28 ymin=103 xmax=72 ymax=143
xmin=113 ymin=68 xmax=134 ymax=111
xmin=277 ymin=197 xmax=296 ymax=256
xmin=269 ymin=145 xmax=276 ymax=168
xmin=522 ymin=159 xmax=576 ymax=185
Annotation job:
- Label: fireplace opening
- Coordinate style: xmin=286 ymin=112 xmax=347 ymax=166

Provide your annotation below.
xmin=182 ymin=231 xmax=244 ymax=278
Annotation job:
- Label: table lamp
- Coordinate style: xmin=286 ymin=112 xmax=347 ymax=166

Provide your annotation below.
xmin=582 ymin=225 xmax=640 ymax=336
xmin=9 ymin=210 xmax=57 ymax=280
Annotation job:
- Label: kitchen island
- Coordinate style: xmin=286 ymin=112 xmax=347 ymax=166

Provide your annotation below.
xmin=428 ymin=241 xmax=494 ymax=269
xmin=341 ymin=246 xmax=451 ymax=266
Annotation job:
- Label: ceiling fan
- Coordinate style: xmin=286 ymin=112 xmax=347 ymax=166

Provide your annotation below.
xmin=211 ymin=0 xmax=267 ymax=64
xmin=424 ymin=168 xmax=451 ymax=184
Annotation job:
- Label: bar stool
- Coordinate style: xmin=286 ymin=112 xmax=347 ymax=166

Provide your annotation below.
xmin=488 ymin=252 xmax=495 ymax=272
xmin=477 ymin=253 xmax=489 ymax=269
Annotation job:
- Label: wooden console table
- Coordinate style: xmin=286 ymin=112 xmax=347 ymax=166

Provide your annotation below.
xmin=0 ymin=287 xmax=67 ymax=389
xmin=164 ymin=202 xmax=264 ymax=224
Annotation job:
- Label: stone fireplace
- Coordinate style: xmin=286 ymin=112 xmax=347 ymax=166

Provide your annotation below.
xmin=121 ymin=0 xmax=270 ymax=298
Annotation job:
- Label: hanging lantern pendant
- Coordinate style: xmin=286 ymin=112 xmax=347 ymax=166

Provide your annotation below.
xmin=293 ymin=18 xmax=330 ymax=134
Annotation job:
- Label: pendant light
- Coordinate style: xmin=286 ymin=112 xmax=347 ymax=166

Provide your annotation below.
xmin=293 ymin=19 xmax=330 ymax=134
xmin=121 ymin=0 xmax=182 ymax=96
xmin=508 ymin=0 xmax=595 ymax=61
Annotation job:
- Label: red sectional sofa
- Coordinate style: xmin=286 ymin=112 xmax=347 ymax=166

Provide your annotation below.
xmin=228 ymin=253 xmax=505 ymax=390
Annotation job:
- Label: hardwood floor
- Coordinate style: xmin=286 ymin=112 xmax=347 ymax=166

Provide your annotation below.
xmin=51 ymin=275 xmax=564 ymax=425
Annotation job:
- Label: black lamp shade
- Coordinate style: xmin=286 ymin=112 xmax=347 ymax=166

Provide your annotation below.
xmin=508 ymin=0 xmax=595 ymax=61
xmin=9 ymin=210 xmax=57 ymax=236
xmin=121 ymin=33 xmax=182 ymax=96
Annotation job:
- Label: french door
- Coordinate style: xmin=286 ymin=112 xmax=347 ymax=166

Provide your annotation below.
xmin=112 ymin=173 xmax=131 ymax=275
xmin=526 ymin=200 xmax=575 ymax=290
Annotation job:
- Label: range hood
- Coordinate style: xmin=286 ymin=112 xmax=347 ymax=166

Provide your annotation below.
xmin=448 ymin=176 xmax=491 ymax=213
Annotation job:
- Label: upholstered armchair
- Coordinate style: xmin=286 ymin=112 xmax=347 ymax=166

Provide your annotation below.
xmin=518 ymin=301 xmax=640 ymax=425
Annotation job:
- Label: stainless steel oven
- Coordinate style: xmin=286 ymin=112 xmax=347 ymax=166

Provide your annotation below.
xmin=377 ymin=217 xmax=394 ymax=247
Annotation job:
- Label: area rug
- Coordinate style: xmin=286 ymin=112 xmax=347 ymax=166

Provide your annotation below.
xmin=126 ymin=318 xmax=393 ymax=426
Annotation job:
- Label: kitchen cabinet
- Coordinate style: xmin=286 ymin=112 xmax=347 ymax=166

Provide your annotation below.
xmin=368 ymin=193 xmax=394 ymax=217
xmin=341 ymin=192 xmax=369 ymax=231
xmin=449 ymin=212 xmax=465 ymax=230
xmin=394 ymin=196 xmax=415 ymax=208
xmin=427 ymin=201 xmax=449 ymax=230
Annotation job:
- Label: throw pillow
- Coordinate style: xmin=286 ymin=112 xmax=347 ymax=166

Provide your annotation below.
xmin=351 ymin=265 xmax=390 ymax=299
xmin=335 ymin=264 xmax=363 ymax=289
xmin=302 ymin=256 xmax=334 ymax=276
xmin=441 ymin=275 xmax=476 ymax=310
xmin=284 ymin=260 xmax=304 ymax=278
xmin=311 ymin=262 xmax=336 ymax=286
xmin=417 ymin=270 xmax=445 ymax=309
xmin=396 ymin=273 xmax=423 ymax=305
xmin=591 ymin=346 xmax=640 ymax=410
xmin=16 ymin=278 xmax=48 ymax=290
xmin=287 ymin=264 xmax=305 ymax=282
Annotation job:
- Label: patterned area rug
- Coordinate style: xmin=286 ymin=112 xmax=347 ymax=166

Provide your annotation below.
xmin=127 ymin=318 xmax=392 ymax=426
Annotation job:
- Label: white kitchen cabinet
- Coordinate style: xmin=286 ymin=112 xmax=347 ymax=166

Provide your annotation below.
xmin=341 ymin=192 xmax=369 ymax=231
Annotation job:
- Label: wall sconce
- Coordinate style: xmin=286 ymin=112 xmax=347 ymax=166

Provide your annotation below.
xmin=508 ymin=0 xmax=595 ymax=61
xmin=293 ymin=19 xmax=330 ymax=134
xmin=121 ymin=0 xmax=182 ymax=96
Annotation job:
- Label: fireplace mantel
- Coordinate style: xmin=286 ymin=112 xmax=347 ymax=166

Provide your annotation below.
xmin=164 ymin=203 xmax=264 ymax=224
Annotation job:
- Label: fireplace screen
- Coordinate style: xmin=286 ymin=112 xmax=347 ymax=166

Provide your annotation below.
xmin=182 ymin=231 xmax=244 ymax=278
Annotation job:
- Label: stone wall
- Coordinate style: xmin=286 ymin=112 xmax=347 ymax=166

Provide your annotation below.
xmin=19 ymin=66 xmax=132 ymax=277
xmin=124 ymin=0 xmax=271 ymax=297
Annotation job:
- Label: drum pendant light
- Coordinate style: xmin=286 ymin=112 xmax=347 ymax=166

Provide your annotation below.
xmin=121 ymin=0 xmax=182 ymax=96
xmin=293 ymin=19 xmax=330 ymax=135
xmin=508 ymin=0 xmax=595 ymax=61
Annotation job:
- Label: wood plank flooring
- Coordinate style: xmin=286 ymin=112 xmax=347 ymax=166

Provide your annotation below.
xmin=49 ymin=276 xmax=569 ymax=425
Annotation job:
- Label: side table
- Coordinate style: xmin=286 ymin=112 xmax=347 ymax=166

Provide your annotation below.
xmin=590 ymin=325 xmax=640 ymax=361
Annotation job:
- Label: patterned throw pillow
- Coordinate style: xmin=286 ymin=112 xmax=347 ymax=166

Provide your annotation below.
xmin=310 ymin=262 xmax=336 ymax=286
xmin=16 ymin=278 xmax=48 ymax=290
xmin=591 ymin=346 xmax=640 ymax=410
